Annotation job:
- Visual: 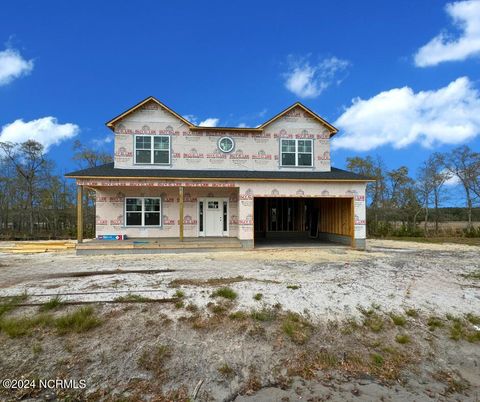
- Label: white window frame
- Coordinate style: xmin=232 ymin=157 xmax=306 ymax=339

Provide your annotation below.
xmin=134 ymin=135 xmax=170 ymax=165
xmin=124 ymin=197 xmax=162 ymax=227
xmin=280 ymin=138 xmax=313 ymax=167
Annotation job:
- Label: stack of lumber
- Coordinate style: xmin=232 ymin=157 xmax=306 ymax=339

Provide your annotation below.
xmin=0 ymin=241 xmax=76 ymax=254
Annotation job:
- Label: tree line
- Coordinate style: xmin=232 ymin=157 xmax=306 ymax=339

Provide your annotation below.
xmin=0 ymin=139 xmax=479 ymax=240
xmin=0 ymin=140 xmax=111 ymax=240
xmin=347 ymin=145 xmax=480 ymax=237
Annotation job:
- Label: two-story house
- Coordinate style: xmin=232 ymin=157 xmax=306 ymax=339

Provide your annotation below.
xmin=66 ymin=97 xmax=370 ymax=252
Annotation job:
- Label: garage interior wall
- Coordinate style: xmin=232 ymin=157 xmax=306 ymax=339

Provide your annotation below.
xmin=254 ymin=197 xmax=353 ymax=244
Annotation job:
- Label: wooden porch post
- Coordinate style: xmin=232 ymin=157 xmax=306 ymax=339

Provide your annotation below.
xmin=77 ymin=185 xmax=84 ymax=243
xmin=179 ymin=186 xmax=184 ymax=241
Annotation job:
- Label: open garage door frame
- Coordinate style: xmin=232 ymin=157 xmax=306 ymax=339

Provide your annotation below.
xmin=253 ymin=196 xmax=354 ymax=248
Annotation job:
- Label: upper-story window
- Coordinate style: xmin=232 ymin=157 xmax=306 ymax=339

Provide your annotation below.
xmin=134 ymin=135 xmax=170 ymax=164
xmin=280 ymin=139 xmax=313 ymax=167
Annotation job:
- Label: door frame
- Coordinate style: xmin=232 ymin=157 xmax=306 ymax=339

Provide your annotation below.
xmin=197 ymin=197 xmax=229 ymax=237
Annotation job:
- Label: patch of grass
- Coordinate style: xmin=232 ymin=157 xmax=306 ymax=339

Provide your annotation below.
xmin=138 ymin=345 xmax=171 ymax=376
xmin=0 ymin=314 xmax=52 ymax=338
xmin=341 ymin=318 xmax=360 ymax=335
xmin=362 ymin=313 xmax=385 ymax=333
xmin=461 ymin=269 xmax=480 ymax=280
xmin=286 ymin=285 xmax=300 ymax=290
xmin=465 ymin=313 xmax=480 ymax=325
xmin=54 ymin=307 xmax=101 ymax=334
xmin=253 ymin=293 xmax=263 ymax=301
xmin=447 ymin=317 xmax=480 ymax=343
xmin=114 ymin=293 xmax=151 ymax=303
xmin=229 ymin=311 xmax=248 ymax=320
xmin=427 ymin=316 xmax=444 ymax=331
xmin=39 ymin=295 xmax=63 ymax=312
xmin=218 ymin=363 xmax=235 ymax=379
xmin=250 ymin=308 xmax=277 ymax=322
xmin=371 ymin=353 xmax=384 ymax=366
xmin=211 ymin=287 xmax=237 ymax=300
xmin=389 ymin=313 xmax=406 ymax=326
xmin=395 ymin=333 xmax=410 ymax=344
xmin=0 ymin=292 xmax=28 ymax=317
xmin=175 ymin=289 xmax=185 ymax=298
xmin=282 ymin=312 xmax=312 ymax=344
xmin=357 ymin=305 xmax=376 ymax=317
xmin=174 ymin=300 xmax=184 ymax=309
xmin=404 ymin=308 xmax=419 ymax=318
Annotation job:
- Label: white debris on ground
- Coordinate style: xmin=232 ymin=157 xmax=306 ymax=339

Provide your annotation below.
xmin=0 ymin=239 xmax=478 ymax=320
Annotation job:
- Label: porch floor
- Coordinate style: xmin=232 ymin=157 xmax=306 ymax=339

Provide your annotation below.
xmin=76 ymin=237 xmax=242 ymax=255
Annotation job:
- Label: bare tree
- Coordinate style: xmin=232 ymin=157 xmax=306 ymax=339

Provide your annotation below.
xmin=347 ymin=155 xmax=386 ymax=229
xmin=438 ymin=146 xmax=480 ymax=228
xmin=73 ymin=140 xmax=113 ymax=168
xmin=0 ymin=140 xmax=47 ymax=235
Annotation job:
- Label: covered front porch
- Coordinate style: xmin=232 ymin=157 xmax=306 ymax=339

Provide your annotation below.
xmin=75 ymin=180 xmax=242 ymax=249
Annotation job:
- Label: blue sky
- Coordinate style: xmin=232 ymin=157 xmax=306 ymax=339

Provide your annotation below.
xmin=1 ymin=0 xmax=480 ymax=198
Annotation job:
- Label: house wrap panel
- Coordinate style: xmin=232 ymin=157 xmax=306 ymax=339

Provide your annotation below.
xmin=114 ymin=101 xmax=331 ymax=172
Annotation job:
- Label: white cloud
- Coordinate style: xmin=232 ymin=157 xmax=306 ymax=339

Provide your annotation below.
xmin=183 ymin=114 xmax=197 ymax=124
xmin=92 ymin=135 xmax=113 ymax=147
xmin=414 ymin=1 xmax=480 ymax=67
xmin=283 ymin=55 xmax=350 ymax=98
xmin=0 ymin=117 xmax=79 ymax=151
xmin=0 ymin=47 xmax=34 ymax=86
xmin=332 ymin=77 xmax=480 ymax=151
xmin=237 ymin=123 xmax=247 ymax=128
xmin=198 ymin=118 xmax=219 ymax=127
xmin=443 ymin=170 xmax=461 ymax=186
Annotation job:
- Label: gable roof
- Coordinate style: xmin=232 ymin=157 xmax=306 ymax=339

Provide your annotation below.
xmin=106 ymin=96 xmax=194 ymax=130
xmin=258 ymin=102 xmax=338 ymax=136
xmin=105 ymin=98 xmax=338 ymax=137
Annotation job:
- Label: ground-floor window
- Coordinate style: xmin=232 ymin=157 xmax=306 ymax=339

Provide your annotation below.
xmin=125 ymin=197 xmax=161 ymax=227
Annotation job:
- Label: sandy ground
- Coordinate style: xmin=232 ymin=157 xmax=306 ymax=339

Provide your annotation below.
xmin=0 ymin=239 xmax=479 ymax=401
xmin=0 ymin=239 xmax=478 ymax=319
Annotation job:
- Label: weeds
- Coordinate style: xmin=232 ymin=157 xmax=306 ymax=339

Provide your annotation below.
xmin=174 ymin=300 xmax=184 ymax=309
xmin=218 ymin=363 xmax=235 ymax=379
xmin=229 ymin=311 xmax=248 ymax=320
xmin=0 ymin=314 xmax=52 ymax=337
xmin=175 ymin=289 xmax=185 ymax=298
xmin=0 ymin=292 xmax=28 ymax=317
xmin=286 ymin=285 xmax=300 ymax=290
xmin=395 ymin=333 xmax=410 ymax=344
xmin=371 ymin=353 xmax=384 ymax=366
xmin=54 ymin=307 xmax=102 ymax=335
xmin=465 ymin=313 xmax=480 ymax=325
xmin=253 ymin=293 xmax=263 ymax=301
xmin=282 ymin=312 xmax=312 ymax=344
xmin=211 ymin=287 xmax=237 ymax=300
xmin=39 ymin=295 xmax=63 ymax=312
xmin=389 ymin=313 xmax=406 ymax=326
xmin=250 ymin=308 xmax=277 ymax=322
xmin=461 ymin=270 xmax=480 ymax=280
xmin=404 ymin=308 xmax=419 ymax=318
xmin=114 ymin=294 xmax=151 ymax=303
xmin=138 ymin=344 xmax=171 ymax=376
xmin=427 ymin=316 xmax=444 ymax=331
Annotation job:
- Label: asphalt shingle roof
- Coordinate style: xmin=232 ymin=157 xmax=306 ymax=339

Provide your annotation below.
xmin=65 ymin=163 xmax=371 ymax=181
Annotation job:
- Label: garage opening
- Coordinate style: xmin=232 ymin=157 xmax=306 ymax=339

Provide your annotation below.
xmin=253 ymin=197 xmax=354 ymax=247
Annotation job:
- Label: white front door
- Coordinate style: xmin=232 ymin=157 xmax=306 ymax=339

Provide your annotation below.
xmin=205 ymin=198 xmax=224 ymax=236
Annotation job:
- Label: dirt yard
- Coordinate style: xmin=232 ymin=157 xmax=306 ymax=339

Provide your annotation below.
xmin=0 ymin=239 xmax=479 ymax=401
